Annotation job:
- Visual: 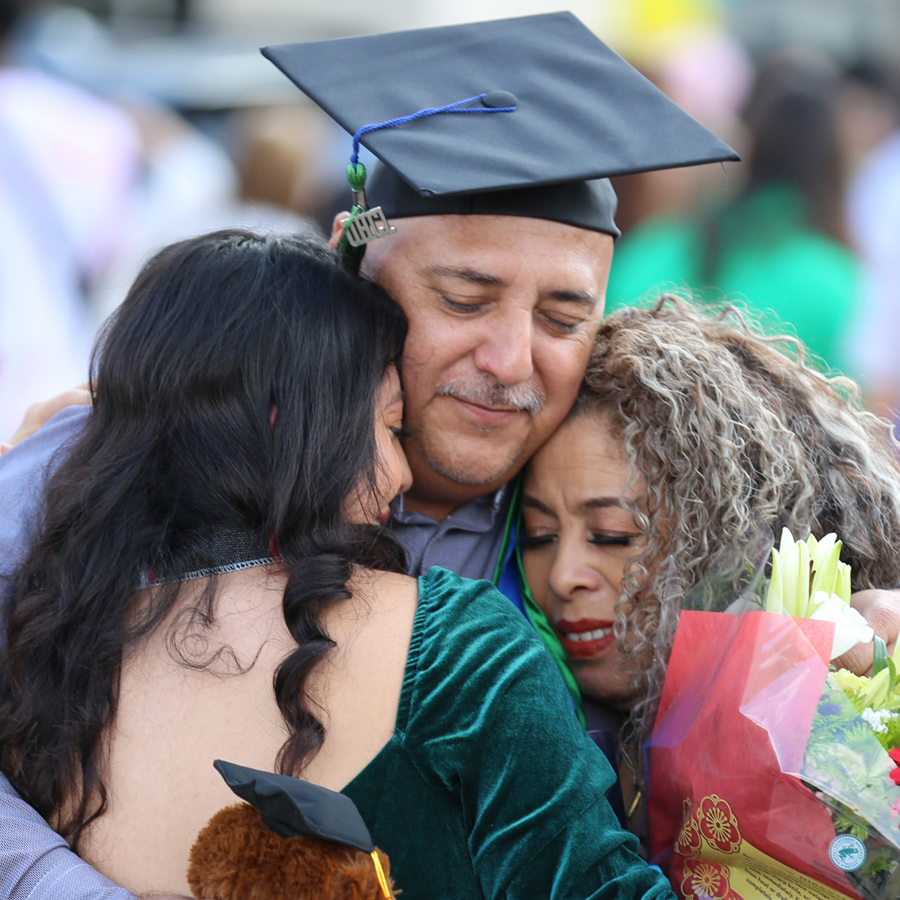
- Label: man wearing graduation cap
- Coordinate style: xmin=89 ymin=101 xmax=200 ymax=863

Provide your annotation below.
xmin=0 ymin=12 xmax=892 ymax=900
xmin=262 ymin=11 xmax=738 ymax=593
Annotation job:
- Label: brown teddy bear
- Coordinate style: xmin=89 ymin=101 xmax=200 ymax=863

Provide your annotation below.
xmin=187 ymin=760 xmax=397 ymax=900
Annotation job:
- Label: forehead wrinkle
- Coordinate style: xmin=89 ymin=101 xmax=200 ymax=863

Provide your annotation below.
xmin=576 ymin=497 xmax=623 ymax=514
xmin=428 ymin=265 xmax=504 ymax=287
xmin=521 ymin=494 xmax=557 ymax=517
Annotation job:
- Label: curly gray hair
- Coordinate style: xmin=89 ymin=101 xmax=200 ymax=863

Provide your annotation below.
xmin=571 ymin=296 xmax=900 ymax=757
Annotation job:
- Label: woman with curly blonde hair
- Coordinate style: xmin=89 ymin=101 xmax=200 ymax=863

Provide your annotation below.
xmin=519 ymin=295 xmax=900 ymax=830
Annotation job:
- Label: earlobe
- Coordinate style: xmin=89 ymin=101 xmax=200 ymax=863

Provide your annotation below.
xmin=328 ymin=212 xmax=352 ymax=249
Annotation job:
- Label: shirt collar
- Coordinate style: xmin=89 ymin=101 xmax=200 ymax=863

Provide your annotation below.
xmin=391 ymin=481 xmax=513 ymax=531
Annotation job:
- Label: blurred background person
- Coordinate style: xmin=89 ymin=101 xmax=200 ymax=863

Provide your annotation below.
xmin=605 ymin=49 xmax=862 ymax=379
xmin=842 ymin=61 xmax=900 ymax=421
xmin=0 ymin=0 xmax=319 ymax=438
xmin=605 ymin=2 xmax=753 ymax=237
xmin=0 ymin=0 xmax=140 ymax=438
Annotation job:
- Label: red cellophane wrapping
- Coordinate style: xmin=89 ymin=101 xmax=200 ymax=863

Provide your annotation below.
xmin=648 ymin=609 xmax=891 ymax=900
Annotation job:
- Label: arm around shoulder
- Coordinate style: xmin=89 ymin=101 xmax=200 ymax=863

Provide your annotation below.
xmin=0 ymin=770 xmax=136 ymax=900
xmin=0 ymin=404 xmax=92 ymax=588
xmin=1 ymin=386 xmax=92 ymax=455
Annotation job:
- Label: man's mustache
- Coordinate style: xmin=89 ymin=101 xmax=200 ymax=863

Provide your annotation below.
xmin=436 ymin=376 xmax=546 ymax=415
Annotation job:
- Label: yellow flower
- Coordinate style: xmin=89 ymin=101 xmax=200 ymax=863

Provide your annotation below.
xmin=832 ymin=668 xmax=866 ymax=697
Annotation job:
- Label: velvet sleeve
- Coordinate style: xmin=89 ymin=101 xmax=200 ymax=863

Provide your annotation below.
xmin=407 ymin=567 xmax=674 ymax=900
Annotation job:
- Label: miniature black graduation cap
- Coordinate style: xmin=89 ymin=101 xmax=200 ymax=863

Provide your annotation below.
xmin=213 ymin=760 xmax=393 ymax=897
xmin=262 ymin=11 xmax=738 ymax=243
xmin=213 ymin=759 xmax=373 ymax=851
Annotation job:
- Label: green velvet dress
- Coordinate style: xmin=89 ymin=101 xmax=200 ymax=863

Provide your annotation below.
xmin=342 ymin=567 xmax=674 ymax=900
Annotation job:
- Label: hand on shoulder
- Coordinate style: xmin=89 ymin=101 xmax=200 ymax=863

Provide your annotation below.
xmin=1 ymin=384 xmax=92 ymax=454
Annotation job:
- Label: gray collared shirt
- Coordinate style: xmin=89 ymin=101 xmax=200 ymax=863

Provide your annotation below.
xmin=0 ymin=405 xmax=88 ymax=589
xmin=388 ymin=483 xmax=513 ymax=583
xmin=0 ymin=782 xmax=132 ymax=900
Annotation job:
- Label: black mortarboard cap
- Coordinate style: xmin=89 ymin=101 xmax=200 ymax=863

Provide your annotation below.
xmin=262 ymin=12 xmax=739 ymax=238
xmin=213 ymin=759 xmax=374 ymax=853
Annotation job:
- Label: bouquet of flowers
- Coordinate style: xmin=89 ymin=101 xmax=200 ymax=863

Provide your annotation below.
xmin=647 ymin=530 xmax=900 ymax=900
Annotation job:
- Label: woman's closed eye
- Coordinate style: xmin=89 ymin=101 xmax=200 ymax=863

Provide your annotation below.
xmin=520 ymin=531 xmax=556 ymax=550
xmin=520 ymin=531 xmax=635 ymax=550
xmin=390 ymin=424 xmax=413 ymax=440
xmin=589 ymin=533 xmax=635 ymax=547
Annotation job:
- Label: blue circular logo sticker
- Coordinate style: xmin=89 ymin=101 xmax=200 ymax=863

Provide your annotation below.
xmin=829 ymin=835 xmax=866 ymax=872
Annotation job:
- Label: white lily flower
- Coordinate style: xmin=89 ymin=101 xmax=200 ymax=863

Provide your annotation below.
xmin=764 ymin=529 xmax=854 ymax=622
xmin=795 ymin=537 xmax=812 ymax=616
xmin=765 ymin=528 xmax=795 ymax=614
xmin=809 ymin=533 xmax=840 ymax=600
xmin=810 ymin=590 xmax=875 ymax=659
xmin=766 ymin=544 xmax=785 ymax=614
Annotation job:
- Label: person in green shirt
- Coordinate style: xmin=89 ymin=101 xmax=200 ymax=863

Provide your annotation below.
xmin=606 ymin=54 xmax=861 ymax=378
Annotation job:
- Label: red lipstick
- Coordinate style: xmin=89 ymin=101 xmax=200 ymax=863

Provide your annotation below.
xmin=555 ymin=618 xmax=616 ymax=660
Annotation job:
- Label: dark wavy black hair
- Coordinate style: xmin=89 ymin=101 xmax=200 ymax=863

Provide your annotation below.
xmin=0 ymin=229 xmax=408 ymax=848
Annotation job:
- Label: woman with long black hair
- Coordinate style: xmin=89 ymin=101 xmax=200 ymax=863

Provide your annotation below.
xmin=0 ymin=229 xmax=672 ymax=899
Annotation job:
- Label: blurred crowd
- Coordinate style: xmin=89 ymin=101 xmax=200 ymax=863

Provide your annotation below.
xmin=2 ymin=0 xmax=900 ymax=433
xmin=606 ymin=26 xmax=900 ymax=424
